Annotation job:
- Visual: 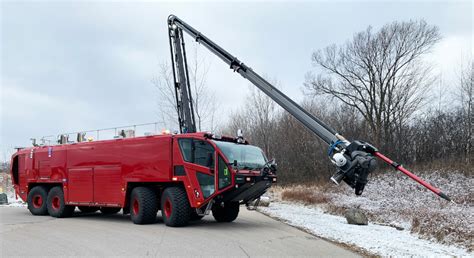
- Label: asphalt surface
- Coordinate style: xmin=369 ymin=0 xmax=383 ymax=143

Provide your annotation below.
xmin=1 ymin=206 xmax=360 ymax=257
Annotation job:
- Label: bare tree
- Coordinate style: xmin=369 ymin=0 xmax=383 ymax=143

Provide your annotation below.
xmin=152 ymin=46 xmax=219 ymax=132
xmin=152 ymin=63 xmax=179 ymax=129
xmin=459 ymin=60 xmax=473 ymax=164
xmin=223 ymin=80 xmax=280 ymax=157
xmin=305 ymin=20 xmax=440 ymax=148
xmin=246 ymin=86 xmax=279 ymax=156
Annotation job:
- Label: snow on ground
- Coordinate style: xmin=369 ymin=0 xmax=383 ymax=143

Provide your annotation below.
xmin=269 ymin=170 xmax=474 ymax=251
xmin=2 ymin=190 xmax=26 ymax=207
xmin=260 ymin=202 xmax=471 ymax=257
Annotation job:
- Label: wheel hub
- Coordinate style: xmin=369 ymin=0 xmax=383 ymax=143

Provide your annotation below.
xmin=33 ymin=195 xmax=43 ymax=208
xmin=164 ymin=198 xmax=172 ymax=218
xmin=52 ymin=196 xmax=60 ymax=210
xmin=133 ymin=199 xmax=139 ymax=215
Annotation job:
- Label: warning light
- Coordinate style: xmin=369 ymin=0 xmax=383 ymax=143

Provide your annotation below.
xmin=172 ymin=177 xmax=178 ymax=181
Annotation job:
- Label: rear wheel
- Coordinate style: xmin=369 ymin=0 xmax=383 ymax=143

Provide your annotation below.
xmin=27 ymin=186 xmax=49 ymax=215
xmin=78 ymin=206 xmax=99 ymax=213
xmin=100 ymin=207 xmax=121 ymax=215
xmin=130 ymin=187 xmax=158 ymax=224
xmin=161 ymin=187 xmax=191 ymax=227
xmin=47 ymin=186 xmax=74 ymax=218
xmin=212 ymin=202 xmax=239 ymax=222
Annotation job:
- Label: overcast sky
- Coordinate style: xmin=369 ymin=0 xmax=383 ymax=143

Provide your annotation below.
xmin=1 ymin=0 xmax=472 ymax=161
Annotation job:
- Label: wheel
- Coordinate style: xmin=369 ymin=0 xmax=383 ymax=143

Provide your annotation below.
xmin=27 ymin=186 xmax=49 ymax=215
xmin=130 ymin=187 xmax=158 ymax=224
xmin=47 ymin=186 xmax=74 ymax=218
xmin=161 ymin=187 xmax=191 ymax=227
xmin=78 ymin=206 xmax=99 ymax=213
xmin=190 ymin=210 xmax=204 ymax=221
xmin=100 ymin=207 xmax=121 ymax=215
xmin=212 ymin=202 xmax=239 ymax=222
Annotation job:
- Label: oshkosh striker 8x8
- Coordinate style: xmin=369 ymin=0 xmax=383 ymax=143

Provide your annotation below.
xmin=10 ymin=132 xmax=276 ymax=226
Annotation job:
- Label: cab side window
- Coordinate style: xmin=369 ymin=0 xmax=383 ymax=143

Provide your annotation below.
xmin=194 ymin=140 xmax=214 ymax=168
xmin=178 ymin=139 xmax=193 ymax=162
xmin=178 ymin=139 xmax=214 ymax=168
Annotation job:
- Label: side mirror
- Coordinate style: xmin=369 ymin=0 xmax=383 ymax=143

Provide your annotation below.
xmin=270 ymin=158 xmax=277 ymax=172
xmin=233 ymin=160 xmax=238 ymax=166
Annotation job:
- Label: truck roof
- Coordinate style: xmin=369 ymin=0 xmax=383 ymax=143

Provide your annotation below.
xmin=14 ymin=132 xmax=248 ymax=156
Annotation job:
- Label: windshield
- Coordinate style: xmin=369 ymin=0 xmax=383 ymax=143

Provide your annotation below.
xmin=212 ymin=140 xmax=267 ymax=170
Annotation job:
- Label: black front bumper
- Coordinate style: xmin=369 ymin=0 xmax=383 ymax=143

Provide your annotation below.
xmin=220 ymin=174 xmax=276 ymax=203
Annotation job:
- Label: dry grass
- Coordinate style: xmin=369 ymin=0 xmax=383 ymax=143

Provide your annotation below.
xmin=281 ymin=187 xmax=331 ymax=204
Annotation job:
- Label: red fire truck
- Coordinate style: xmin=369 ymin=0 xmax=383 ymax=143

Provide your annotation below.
xmin=10 ymin=132 xmax=276 ymax=226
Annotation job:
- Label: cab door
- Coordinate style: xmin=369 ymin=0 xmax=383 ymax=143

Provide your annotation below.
xmin=178 ymin=138 xmax=216 ymax=200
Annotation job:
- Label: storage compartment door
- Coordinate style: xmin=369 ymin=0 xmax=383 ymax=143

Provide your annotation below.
xmin=93 ymin=166 xmax=122 ymax=205
xmin=68 ymin=168 xmax=93 ymax=203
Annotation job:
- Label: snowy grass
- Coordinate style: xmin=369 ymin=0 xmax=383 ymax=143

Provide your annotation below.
xmin=259 ymin=202 xmax=470 ymax=257
xmin=265 ymin=170 xmax=473 ymax=254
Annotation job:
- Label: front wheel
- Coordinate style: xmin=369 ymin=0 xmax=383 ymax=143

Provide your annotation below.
xmin=161 ymin=187 xmax=191 ymax=227
xmin=47 ymin=186 xmax=75 ymax=218
xmin=212 ymin=202 xmax=239 ymax=222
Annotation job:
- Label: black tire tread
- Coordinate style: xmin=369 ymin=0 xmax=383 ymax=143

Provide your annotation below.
xmin=161 ymin=187 xmax=191 ymax=227
xmin=27 ymin=186 xmax=49 ymax=216
xmin=47 ymin=186 xmax=74 ymax=218
xmin=130 ymin=186 xmax=158 ymax=224
xmin=212 ymin=202 xmax=239 ymax=222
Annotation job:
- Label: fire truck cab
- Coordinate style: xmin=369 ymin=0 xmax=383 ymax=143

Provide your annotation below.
xmin=10 ymin=132 xmax=276 ymax=226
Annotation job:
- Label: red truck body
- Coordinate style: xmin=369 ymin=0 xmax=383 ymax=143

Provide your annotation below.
xmin=10 ymin=132 xmax=275 ymax=225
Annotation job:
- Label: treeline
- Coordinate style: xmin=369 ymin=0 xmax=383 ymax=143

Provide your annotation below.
xmin=223 ymin=96 xmax=472 ymax=185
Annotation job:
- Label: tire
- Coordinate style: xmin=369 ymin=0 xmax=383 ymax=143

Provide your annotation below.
xmin=27 ymin=186 xmax=49 ymax=215
xmin=78 ymin=206 xmax=99 ymax=213
xmin=100 ymin=207 xmax=121 ymax=215
xmin=212 ymin=202 xmax=239 ymax=222
xmin=130 ymin=187 xmax=158 ymax=224
xmin=161 ymin=187 xmax=191 ymax=227
xmin=190 ymin=210 xmax=204 ymax=221
xmin=47 ymin=186 xmax=74 ymax=218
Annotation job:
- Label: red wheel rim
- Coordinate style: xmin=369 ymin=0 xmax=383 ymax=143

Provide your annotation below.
xmin=132 ymin=199 xmax=139 ymax=215
xmin=52 ymin=196 xmax=61 ymax=210
xmin=164 ymin=198 xmax=172 ymax=218
xmin=33 ymin=195 xmax=43 ymax=208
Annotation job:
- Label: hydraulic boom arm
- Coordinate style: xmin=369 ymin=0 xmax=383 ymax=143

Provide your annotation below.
xmin=167 ymin=15 xmax=453 ymax=202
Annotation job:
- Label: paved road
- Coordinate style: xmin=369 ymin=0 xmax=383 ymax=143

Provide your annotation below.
xmin=1 ymin=206 xmax=360 ymax=257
